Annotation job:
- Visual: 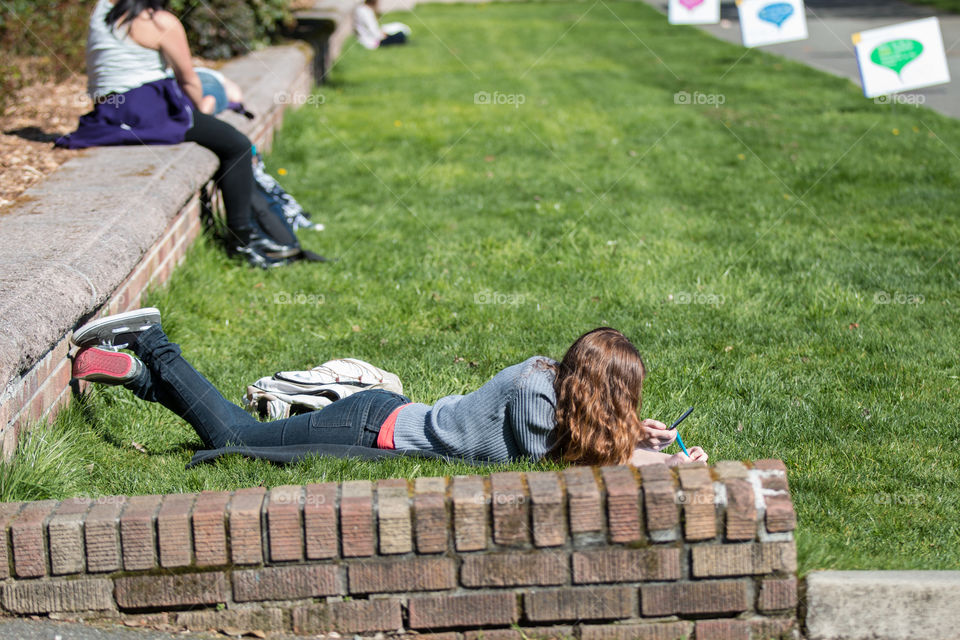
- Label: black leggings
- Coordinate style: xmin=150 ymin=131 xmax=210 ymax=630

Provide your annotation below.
xmin=184 ymin=112 xmax=252 ymax=240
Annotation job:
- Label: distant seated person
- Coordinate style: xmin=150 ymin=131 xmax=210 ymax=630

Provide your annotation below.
xmin=354 ymin=0 xmax=411 ymax=49
xmin=194 ymin=67 xmax=252 ymax=118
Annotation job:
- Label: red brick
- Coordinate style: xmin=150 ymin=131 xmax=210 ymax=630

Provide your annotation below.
xmin=418 ymin=633 xmax=460 ymax=640
xmin=461 ymin=551 xmax=567 ymax=587
xmin=690 ymin=542 xmax=797 ymax=578
xmin=31 ymin=360 xmax=71 ymax=422
xmin=377 ymin=478 xmax=412 ymax=555
xmin=526 ymin=586 xmax=634 ymax=622
xmin=11 ymin=499 xmax=57 ymax=577
xmin=526 ymin=471 xmax=566 ymax=547
xmin=157 ymin=493 xmax=194 ymax=568
xmin=0 ymin=502 xmax=24 ymax=578
xmin=600 ymin=466 xmax=642 ymax=544
xmin=292 ymin=599 xmax=402 ymax=634
xmin=764 ymin=495 xmax=797 ymax=533
xmin=233 ymin=564 xmax=343 ymax=602
xmin=695 ymin=620 xmax=750 ymax=640
xmin=47 ymin=497 xmax=91 ymax=575
xmin=640 ymin=472 xmax=678 ymax=534
xmin=564 ymin=467 xmax=604 ymax=539
xmin=573 ymin=547 xmax=680 ymax=583
xmin=640 ymin=580 xmax=749 ymax=616
xmin=120 ymin=495 xmax=161 ymax=571
xmin=229 ymin=487 xmax=265 ymax=565
xmin=341 ymin=480 xmax=374 ymax=557
xmin=0 ymin=415 xmax=14 ymax=458
xmin=413 ymin=491 xmax=448 ymax=554
xmin=757 ymin=541 xmax=797 ymax=573
xmin=0 ymin=578 xmax=114 ymax=614
xmin=176 ymin=608 xmax=285 ymax=633
xmin=580 ymin=622 xmax=691 ymax=640
xmin=84 ymin=496 xmax=125 ymax=573
xmin=349 ymin=556 xmax=455 ymax=593
xmin=760 ymin=473 xmax=789 ymax=493
xmin=758 ymin=577 xmax=798 ymax=612
xmin=750 ymin=617 xmax=795 ymax=639
xmin=677 ymin=465 xmax=716 ymax=541
xmin=713 ymin=461 xmax=749 ymax=481
xmin=691 ymin=544 xmax=755 ymax=577
xmin=409 ymin=592 xmax=519 ymax=629
xmin=752 ymin=459 xmax=786 ymax=472
xmin=491 ymin=472 xmax=529 ymax=547
xmin=304 ymin=482 xmax=338 ymax=559
xmin=638 ymin=463 xmax=673 ymax=484
xmin=465 ymin=627 xmax=575 ymax=640
xmin=267 ymin=484 xmax=304 ymax=562
xmin=115 ymin=572 xmax=228 ymax=609
xmin=725 ymin=479 xmax=757 ymax=541
xmin=452 ymin=475 xmax=488 ymax=551
xmin=193 ymin=490 xmax=230 ymax=567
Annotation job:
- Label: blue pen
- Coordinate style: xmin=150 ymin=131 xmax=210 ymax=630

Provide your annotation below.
xmin=670 ymin=407 xmax=693 ymax=457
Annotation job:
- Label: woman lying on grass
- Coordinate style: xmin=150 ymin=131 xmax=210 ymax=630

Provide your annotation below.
xmin=71 ymin=309 xmax=708 ymax=466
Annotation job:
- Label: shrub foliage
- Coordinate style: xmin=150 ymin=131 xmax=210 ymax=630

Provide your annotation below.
xmin=0 ymin=0 xmax=295 ymax=107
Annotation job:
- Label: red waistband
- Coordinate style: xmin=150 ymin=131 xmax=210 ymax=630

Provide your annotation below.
xmin=376 ymin=403 xmax=409 ymax=450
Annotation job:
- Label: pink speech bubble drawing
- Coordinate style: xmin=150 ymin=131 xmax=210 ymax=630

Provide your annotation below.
xmin=679 ymin=0 xmax=705 ymax=9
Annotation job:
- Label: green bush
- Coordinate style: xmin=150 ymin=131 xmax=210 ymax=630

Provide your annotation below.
xmin=0 ymin=0 xmax=294 ymax=108
xmin=171 ymin=0 xmax=295 ymax=59
xmin=0 ymin=0 xmax=89 ymax=108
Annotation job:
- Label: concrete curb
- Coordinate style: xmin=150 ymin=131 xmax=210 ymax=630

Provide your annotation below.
xmin=805 ymin=570 xmax=960 ymax=640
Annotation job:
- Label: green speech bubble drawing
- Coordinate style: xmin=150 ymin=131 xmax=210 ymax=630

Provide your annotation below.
xmin=870 ymin=39 xmax=924 ymax=76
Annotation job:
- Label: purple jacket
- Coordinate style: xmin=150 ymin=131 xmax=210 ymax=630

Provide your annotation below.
xmin=55 ymin=77 xmax=193 ymax=149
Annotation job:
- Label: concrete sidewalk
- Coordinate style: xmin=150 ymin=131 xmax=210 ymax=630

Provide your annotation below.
xmin=643 ymin=0 xmax=960 ymax=118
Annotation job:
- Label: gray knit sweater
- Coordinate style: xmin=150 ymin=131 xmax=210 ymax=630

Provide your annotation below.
xmin=392 ymin=356 xmax=558 ymax=462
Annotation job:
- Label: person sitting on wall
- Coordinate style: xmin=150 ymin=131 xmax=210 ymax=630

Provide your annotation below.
xmin=354 ymin=0 xmax=411 ymax=50
xmin=55 ymin=0 xmax=296 ymax=268
xmin=70 ymin=308 xmax=709 ymax=467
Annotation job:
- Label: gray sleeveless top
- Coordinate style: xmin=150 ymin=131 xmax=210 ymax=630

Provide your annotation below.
xmin=86 ymin=0 xmax=168 ymax=99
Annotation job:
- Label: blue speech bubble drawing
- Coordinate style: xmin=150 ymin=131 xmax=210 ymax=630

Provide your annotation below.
xmin=758 ymin=2 xmax=794 ymax=28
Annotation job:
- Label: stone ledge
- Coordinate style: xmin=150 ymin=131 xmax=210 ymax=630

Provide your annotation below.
xmin=0 ymin=45 xmax=313 ymax=454
xmin=805 ymin=570 xmax=960 ymax=640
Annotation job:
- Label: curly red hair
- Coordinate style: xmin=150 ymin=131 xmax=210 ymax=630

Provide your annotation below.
xmin=547 ymin=327 xmax=646 ymax=466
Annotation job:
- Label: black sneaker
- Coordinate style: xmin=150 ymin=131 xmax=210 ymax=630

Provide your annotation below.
xmin=72 ymin=308 xmax=161 ymax=350
xmin=246 ymin=230 xmax=300 ymax=260
xmin=230 ymin=241 xmax=289 ymax=269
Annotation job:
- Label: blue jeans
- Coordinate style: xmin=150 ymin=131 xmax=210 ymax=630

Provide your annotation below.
xmin=126 ymin=326 xmax=410 ymax=450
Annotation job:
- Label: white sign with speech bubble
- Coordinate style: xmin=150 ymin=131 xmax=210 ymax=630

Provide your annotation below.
xmin=853 ymin=17 xmax=950 ymax=98
xmin=668 ymin=0 xmax=720 ymax=25
xmin=737 ymin=0 xmax=808 ymax=48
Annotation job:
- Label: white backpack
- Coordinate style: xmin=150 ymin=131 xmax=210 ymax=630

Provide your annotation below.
xmin=245 ymin=358 xmax=403 ymax=420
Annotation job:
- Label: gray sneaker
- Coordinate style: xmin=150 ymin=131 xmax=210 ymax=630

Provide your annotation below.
xmin=72 ymin=308 xmax=162 ymax=350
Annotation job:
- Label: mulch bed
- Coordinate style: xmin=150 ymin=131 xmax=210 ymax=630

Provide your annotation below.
xmin=1 ymin=56 xmax=220 ymax=212
xmin=0 ymin=74 xmax=91 ymax=211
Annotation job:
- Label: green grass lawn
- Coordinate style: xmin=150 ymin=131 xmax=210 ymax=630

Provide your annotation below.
xmin=7 ymin=1 xmax=960 ymax=573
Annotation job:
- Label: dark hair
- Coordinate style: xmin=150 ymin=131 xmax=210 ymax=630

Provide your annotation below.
xmin=547 ymin=327 xmax=646 ymax=466
xmin=106 ymin=0 xmax=169 ymax=28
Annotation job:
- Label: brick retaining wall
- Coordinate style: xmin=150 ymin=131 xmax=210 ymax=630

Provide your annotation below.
xmin=0 ymin=460 xmax=798 ymax=639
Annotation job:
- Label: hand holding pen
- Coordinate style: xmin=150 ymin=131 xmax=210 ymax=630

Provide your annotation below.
xmin=666 ymin=407 xmax=708 ymax=464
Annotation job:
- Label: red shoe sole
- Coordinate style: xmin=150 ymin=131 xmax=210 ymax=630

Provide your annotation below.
xmin=73 ymin=348 xmax=134 ymax=382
